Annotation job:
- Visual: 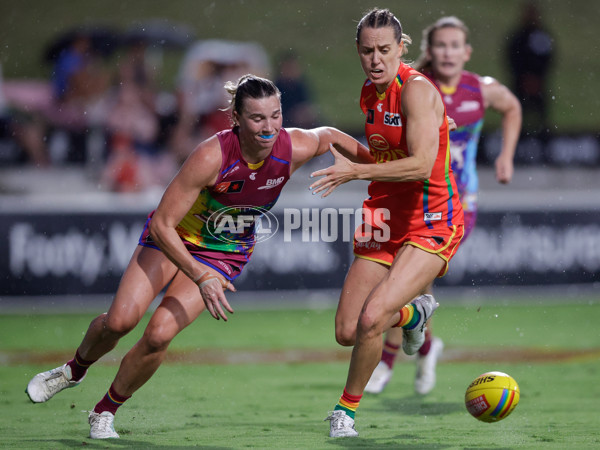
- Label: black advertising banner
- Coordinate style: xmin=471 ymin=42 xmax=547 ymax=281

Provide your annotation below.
xmin=436 ymin=210 xmax=600 ymax=287
xmin=1 ymin=209 xmax=599 ymax=297
xmin=1 ymin=213 xmax=146 ymax=296
xmin=235 ymin=209 xmax=600 ymax=289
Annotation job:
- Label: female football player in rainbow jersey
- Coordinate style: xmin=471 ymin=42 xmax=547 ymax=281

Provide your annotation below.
xmin=25 ymin=74 xmax=373 ymax=440
xmin=366 ymin=16 xmax=522 ymax=398
xmin=309 ymin=8 xmax=465 ymax=437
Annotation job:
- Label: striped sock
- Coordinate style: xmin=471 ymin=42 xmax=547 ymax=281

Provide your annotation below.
xmin=334 ymin=388 xmax=362 ymax=419
xmin=381 ymin=340 xmax=401 ymax=369
xmin=66 ymin=350 xmax=96 ymax=382
xmin=392 ymin=302 xmax=422 ymax=329
xmin=93 ymin=383 xmax=131 ymax=415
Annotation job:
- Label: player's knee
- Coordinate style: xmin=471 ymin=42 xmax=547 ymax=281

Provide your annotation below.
xmin=335 ymin=327 xmax=356 ymax=346
xmin=142 ymin=325 xmax=175 ymax=353
xmin=103 ymin=312 xmax=138 ymax=337
xmin=334 ymin=318 xmax=357 ymax=346
xmin=356 ymin=309 xmax=381 ymax=340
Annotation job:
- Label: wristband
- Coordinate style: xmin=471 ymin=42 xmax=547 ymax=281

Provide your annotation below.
xmin=195 ymin=272 xmax=228 ymax=290
xmin=193 ymin=271 xmax=208 ymax=284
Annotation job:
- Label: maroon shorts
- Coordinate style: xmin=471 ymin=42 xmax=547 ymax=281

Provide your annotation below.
xmin=138 ymin=214 xmax=249 ymax=281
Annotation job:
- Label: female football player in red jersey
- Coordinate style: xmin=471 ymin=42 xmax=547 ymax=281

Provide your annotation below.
xmin=310 ymin=8 xmax=465 ymax=437
xmin=25 ymin=74 xmax=372 ymax=440
xmin=366 ymin=16 xmax=521 ymax=399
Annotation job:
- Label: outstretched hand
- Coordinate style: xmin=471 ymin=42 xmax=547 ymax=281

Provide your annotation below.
xmin=197 ymin=274 xmax=236 ymax=321
xmin=447 ymin=115 xmax=457 ymax=131
xmin=495 ymin=154 xmax=514 ymax=184
xmin=309 ymin=144 xmax=358 ymax=198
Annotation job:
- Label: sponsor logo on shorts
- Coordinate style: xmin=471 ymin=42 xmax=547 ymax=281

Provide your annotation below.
xmin=215 ymin=260 xmax=233 ymax=276
xmin=422 ymin=237 xmax=437 ymax=248
xmin=354 ymin=240 xmax=382 ymax=250
xmin=424 ymin=212 xmax=442 ymax=221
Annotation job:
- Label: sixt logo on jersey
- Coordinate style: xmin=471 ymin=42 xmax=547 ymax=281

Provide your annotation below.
xmin=383 ymin=112 xmax=402 ymax=127
xmin=214 ymin=180 xmax=245 ymax=194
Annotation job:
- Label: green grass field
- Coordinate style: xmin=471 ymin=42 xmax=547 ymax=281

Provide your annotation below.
xmin=1 ymin=298 xmax=600 ymax=448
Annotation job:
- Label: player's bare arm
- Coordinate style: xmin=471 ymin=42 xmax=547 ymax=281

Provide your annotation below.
xmin=401 ymin=75 xmax=444 ymax=178
xmin=480 ymin=76 xmax=522 ymax=184
xmin=288 ymin=127 xmax=372 ymax=175
xmin=309 ymin=77 xmax=442 ymax=197
xmin=150 ymin=137 xmax=235 ymax=320
xmin=313 ymin=127 xmax=374 ymax=164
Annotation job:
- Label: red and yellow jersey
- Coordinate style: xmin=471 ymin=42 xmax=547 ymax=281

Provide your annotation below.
xmin=359 ymin=62 xmax=463 ymax=235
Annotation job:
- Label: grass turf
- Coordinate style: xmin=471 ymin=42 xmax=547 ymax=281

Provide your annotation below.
xmin=1 ymin=300 xmax=599 ymax=448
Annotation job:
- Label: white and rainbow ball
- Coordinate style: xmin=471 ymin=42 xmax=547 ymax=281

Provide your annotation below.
xmin=465 ymin=371 xmax=520 ymax=422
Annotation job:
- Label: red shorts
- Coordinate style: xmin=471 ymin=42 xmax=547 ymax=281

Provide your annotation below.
xmin=353 ymin=223 xmax=464 ymax=277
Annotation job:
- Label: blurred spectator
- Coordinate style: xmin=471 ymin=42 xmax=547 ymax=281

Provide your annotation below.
xmin=100 ymin=39 xmax=177 ymax=192
xmin=168 ymin=40 xmax=270 ymax=163
xmin=99 ymin=20 xmax=196 ymax=192
xmin=46 ymin=28 xmax=115 ymax=163
xmin=0 ymin=63 xmax=50 ymax=166
xmin=507 ymin=1 xmax=554 ymax=134
xmin=114 ymin=39 xmax=158 ymax=112
xmin=274 ymin=51 xmax=320 ymax=128
xmin=0 ymin=27 xmax=117 ymax=167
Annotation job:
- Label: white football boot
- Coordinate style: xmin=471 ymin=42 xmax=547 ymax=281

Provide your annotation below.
xmin=89 ymin=411 xmax=120 ymax=439
xmin=414 ymin=337 xmax=444 ymax=395
xmin=325 ymin=410 xmax=359 ymax=437
xmin=364 ymin=361 xmax=393 ymax=394
xmin=26 ymin=364 xmax=84 ymax=403
xmin=402 ymin=294 xmax=439 ymax=355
